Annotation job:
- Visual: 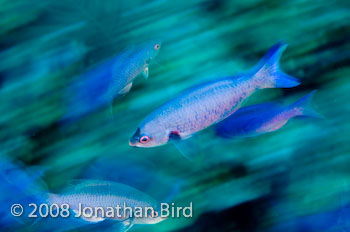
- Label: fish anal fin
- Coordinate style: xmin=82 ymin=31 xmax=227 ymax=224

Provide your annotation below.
xmin=118 ymin=82 xmax=133 ymax=95
xmin=121 ymin=218 xmax=134 ymax=232
xmin=72 ymin=209 xmax=105 ymax=223
xmin=142 ymin=66 xmax=149 ymax=80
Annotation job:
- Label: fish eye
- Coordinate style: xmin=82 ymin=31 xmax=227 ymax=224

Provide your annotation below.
xmin=154 ymin=44 xmax=160 ymax=50
xmin=140 ymin=135 xmax=150 ymax=144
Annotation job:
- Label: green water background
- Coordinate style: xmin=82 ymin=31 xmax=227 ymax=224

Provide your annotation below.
xmin=0 ymin=0 xmax=349 ymax=231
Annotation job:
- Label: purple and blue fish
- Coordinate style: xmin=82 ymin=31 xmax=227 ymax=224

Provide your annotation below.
xmin=215 ymin=90 xmax=321 ymax=138
xmin=63 ymin=40 xmax=162 ymax=121
xmin=130 ymin=42 xmax=300 ymax=148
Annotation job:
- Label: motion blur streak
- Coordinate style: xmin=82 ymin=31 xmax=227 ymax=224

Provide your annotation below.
xmin=0 ymin=0 xmax=349 ymax=232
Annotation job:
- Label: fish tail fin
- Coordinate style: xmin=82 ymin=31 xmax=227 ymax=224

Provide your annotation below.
xmin=251 ymin=42 xmax=300 ymax=89
xmin=290 ymin=90 xmax=323 ymax=118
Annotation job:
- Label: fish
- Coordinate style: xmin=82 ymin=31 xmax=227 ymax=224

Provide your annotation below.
xmin=130 ymin=42 xmax=300 ymax=148
xmin=47 ymin=180 xmax=166 ymax=230
xmin=62 ymin=40 xmax=162 ymax=121
xmin=215 ymin=90 xmax=321 ymax=138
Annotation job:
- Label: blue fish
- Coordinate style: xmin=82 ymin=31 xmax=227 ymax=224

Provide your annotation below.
xmin=63 ymin=40 xmax=162 ymax=121
xmin=215 ymin=90 xmax=321 ymax=138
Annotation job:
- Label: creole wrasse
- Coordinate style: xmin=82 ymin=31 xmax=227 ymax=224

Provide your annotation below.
xmin=130 ymin=42 xmax=300 ymax=148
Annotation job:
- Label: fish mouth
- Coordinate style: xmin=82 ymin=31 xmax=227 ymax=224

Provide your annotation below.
xmin=129 ymin=140 xmax=139 ymax=147
xmin=129 ymin=141 xmax=135 ymax=146
xmin=129 ymin=137 xmax=140 ymax=147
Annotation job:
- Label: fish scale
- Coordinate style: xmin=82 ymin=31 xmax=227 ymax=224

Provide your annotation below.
xmin=137 ymin=77 xmax=257 ymax=141
xmin=109 ymin=48 xmax=144 ymax=94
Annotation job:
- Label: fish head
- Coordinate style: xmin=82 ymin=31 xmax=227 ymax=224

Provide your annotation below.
xmin=129 ymin=125 xmax=168 ymax=148
xmin=141 ymin=39 xmax=162 ymax=64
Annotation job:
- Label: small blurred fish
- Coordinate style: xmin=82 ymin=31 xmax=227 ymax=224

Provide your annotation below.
xmin=130 ymin=42 xmax=300 ymax=149
xmin=215 ymin=90 xmax=321 ymax=138
xmin=47 ymin=180 xmax=166 ymax=231
xmin=62 ymin=40 xmax=162 ymax=121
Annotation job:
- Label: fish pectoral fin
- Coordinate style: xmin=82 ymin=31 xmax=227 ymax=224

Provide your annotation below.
xmin=121 ymin=218 xmax=134 ymax=232
xmin=172 ymin=139 xmax=195 ymax=161
xmin=118 ymin=82 xmax=133 ymax=95
xmin=142 ymin=66 xmax=149 ymax=80
xmin=72 ymin=209 xmax=105 ymax=223
xmin=84 ymin=216 xmax=105 ymax=223
xmin=169 ymin=132 xmax=198 ymax=161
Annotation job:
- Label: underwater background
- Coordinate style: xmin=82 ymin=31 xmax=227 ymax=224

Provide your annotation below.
xmin=0 ymin=0 xmax=349 ymax=231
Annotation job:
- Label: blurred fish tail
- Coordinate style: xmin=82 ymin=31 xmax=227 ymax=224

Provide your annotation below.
xmin=291 ymin=90 xmax=323 ymax=118
xmin=251 ymin=42 xmax=300 ymax=88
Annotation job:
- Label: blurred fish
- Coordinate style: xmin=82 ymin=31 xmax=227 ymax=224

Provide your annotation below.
xmin=215 ymin=90 xmax=321 ymax=138
xmin=130 ymin=42 xmax=300 ymax=148
xmin=62 ymin=40 xmax=162 ymax=121
xmin=47 ymin=180 xmax=166 ymax=231
xmin=0 ymin=157 xmax=46 ymax=229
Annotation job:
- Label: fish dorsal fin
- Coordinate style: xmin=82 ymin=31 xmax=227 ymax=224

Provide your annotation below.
xmin=63 ymin=179 xmax=153 ymax=201
xmin=117 ymin=45 xmax=137 ymax=61
xmin=66 ymin=179 xmax=113 ymax=187
xmin=63 ymin=179 xmax=113 ymax=193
